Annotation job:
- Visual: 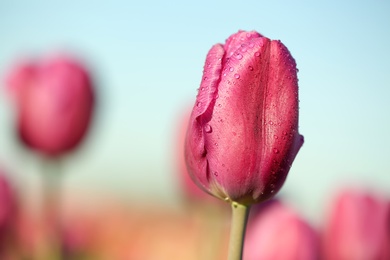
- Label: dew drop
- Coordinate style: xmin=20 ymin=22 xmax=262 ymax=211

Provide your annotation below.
xmin=203 ymin=76 xmax=208 ymax=81
xmin=234 ymin=74 xmax=240 ymax=79
xmin=254 ymin=52 xmax=260 ymax=57
xmin=274 ymin=135 xmax=278 ymax=139
xmin=236 ymin=53 xmax=243 ymax=60
xmin=204 ymin=124 xmax=212 ymax=133
xmin=273 ymin=148 xmax=279 ymax=154
xmin=197 ymin=102 xmax=201 ymax=107
xmin=214 ymin=143 xmax=218 ymax=146
xmin=248 ymin=66 xmax=254 ymax=71
xmin=229 ymin=67 xmax=234 ymax=72
xmin=248 ymin=42 xmax=254 ymax=48
xmin=269 ymin=121 xmax=274 ymax=125
xmin=214 ymin=172 xmax=218 ymax=177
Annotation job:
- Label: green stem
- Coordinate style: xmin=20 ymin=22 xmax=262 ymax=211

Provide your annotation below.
xmin=42 ymin=159 xmax=63 ymax=260
xmin=227 ymin=202 xmax=250 ymax=260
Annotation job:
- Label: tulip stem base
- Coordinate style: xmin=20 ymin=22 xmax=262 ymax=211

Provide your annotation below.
xmin=227 ymin=202 xmax=250 ymax=260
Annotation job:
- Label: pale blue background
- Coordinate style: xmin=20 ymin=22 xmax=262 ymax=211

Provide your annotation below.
xmin=1 ymin=0 xmax=389 ymax=224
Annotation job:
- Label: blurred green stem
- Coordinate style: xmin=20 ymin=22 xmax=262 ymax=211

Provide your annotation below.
xmin=42 ymin=158 xmax=63 ymax=260
xmin=227 ymin=202 xmax=250 ymax=260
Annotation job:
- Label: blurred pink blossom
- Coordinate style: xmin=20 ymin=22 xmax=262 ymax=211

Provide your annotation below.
xmin=323 ymin=189 xmax=390 ymax=260
xmin=5 ymin=55 xmax=95 ymax=157
xmin=243 ymin=201 xmax=320 ymax=260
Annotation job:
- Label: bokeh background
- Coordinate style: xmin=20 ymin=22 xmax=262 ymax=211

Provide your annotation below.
xmin=1 ymin=0 xmax=389 ymax=233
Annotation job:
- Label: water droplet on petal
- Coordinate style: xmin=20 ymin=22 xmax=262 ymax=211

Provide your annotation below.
xmin=234 ymin=74 xmax=240 ymax=79
xmin=214 ymin=172 xmax=218 ymax=177
xmin=254 ymin=52 xmax=260 ymax=57
xmin=236 ymin=53 xmax=243 ymax=60
xmin=273 ymin=148 xmax=279 ymax=154
xmin=248 ymin=66 xmax=253 ymax=71
xmin=204 ymin=124 xmax=212 ymax=133
xmin=197 ymin=102 xmax=201 ymax=107
xmin=248 ymin=42 xmax=254 ymax=48
xmin=229 ymin=67 xmax=234 ymax=72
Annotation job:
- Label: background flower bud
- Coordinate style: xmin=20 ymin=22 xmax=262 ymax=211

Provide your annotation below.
xmin=185 ymin=30 xmax=303 ymax=205
xmin=6 ymin=55 xmax=95 ymax=157
xmin=243 ymin=201 xmax=320 ymax=260
xmin=323 ymin=189 xmax=390 ymax=260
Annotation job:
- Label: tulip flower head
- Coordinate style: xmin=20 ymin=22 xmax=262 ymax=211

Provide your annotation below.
xmin=6 ymin=56 xmax=95 ymax=157
xmin=185 ymin=30 xmax=303 ymax=205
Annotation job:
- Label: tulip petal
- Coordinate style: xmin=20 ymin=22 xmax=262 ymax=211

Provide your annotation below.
xmin=255 ymin=40 xmax=303 ymax=200
xmin=185 ymin=44 xmax=225 ymax=196
xmin=205 ymin=36 xmax=272 ymax=202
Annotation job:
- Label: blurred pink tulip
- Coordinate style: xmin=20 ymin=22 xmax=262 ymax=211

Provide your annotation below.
xmin=323 ymin=189 xmax=390 ymax=260
xmin=185 ymin=30 xmax=303 ymax=205
xmin=243 ymin=201 xmax=319 ymax=260
xmin=5 ymin=55 xmax=95 ymax=156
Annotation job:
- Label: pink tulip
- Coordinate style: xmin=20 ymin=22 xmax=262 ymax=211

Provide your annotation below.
xmin=323 ymin=189 xmax=390 ymax=260
xmin=185 ymin=30 xmax=303 ymax=205
xmin=243 ymin=201 xmax=319 ymax=260
xmin=6 ymin=55 xmax=94 ymax=156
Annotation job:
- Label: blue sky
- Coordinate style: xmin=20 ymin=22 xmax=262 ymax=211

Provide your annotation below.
xmin=1 ymin=0 xmax=389 ymax=223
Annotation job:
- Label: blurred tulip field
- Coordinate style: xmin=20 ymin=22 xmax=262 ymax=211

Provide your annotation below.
xmin=1 ymin=1 xmax=390 ymax=259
